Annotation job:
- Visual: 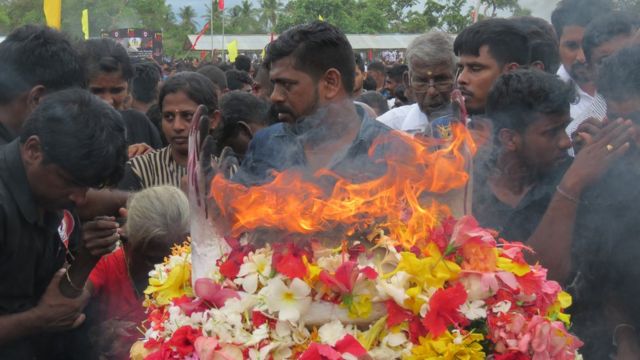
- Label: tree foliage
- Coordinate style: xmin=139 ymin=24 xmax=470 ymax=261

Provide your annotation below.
xmin=0 ymin=0 xmax=538 ymax=56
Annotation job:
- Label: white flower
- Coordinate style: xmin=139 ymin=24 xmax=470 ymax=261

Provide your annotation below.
xmin=246 ymin=324 xmax=270 ymax=346
xmin=375 ymin=271 xmax=411 ymax=305
xmin=383 ymin=332 xmax=408 ymax=347
xmin=262 ymin=277 xmax=311 ymax=322
xmin=318 ymin=320 xmax=347 ymax=346
xmin=492 ymin=300 xmax=512 ymax=314
xmin=316 ymin=254 xmax=344 ymax=273
xmin=235 ymin=251 xmax=272 ymax=294
xmin=460 ymin=300 xmax=487 ymax=320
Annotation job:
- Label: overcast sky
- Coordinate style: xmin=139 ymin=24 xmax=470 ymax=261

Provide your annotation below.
xmin=166 ymin=0 xmax=558 ymax=29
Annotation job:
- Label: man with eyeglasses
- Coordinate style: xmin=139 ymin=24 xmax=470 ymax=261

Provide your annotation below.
xmin=377 ymin=31 xmax=456 ymax=135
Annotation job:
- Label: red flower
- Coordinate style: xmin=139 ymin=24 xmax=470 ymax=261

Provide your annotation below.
xmin=172 ymin=295 xmax=207 ymax=316
xmin=165 ymin=326 xmax=200 ymax=356
xmin=386 ymin=300 xmax=413 ymax=328
xmin=252 ymin=310 xmax=276 ymax=329
xmin=422 ymin=283 xmax=468 ymax=337
xmin=272 ymin=242 xmax=311 ymax=279
xmin=218 ymin=244 xmax=253 ymax=279
xmin=429 ymin=216 xmax=457 ymax=252
xmin=298 ymin=335 xmax=367 ymax=360
xmin=494 ymin=352 xmax=531 ymax=360
xmin=319 ymin=261 xmax=358 ymax=294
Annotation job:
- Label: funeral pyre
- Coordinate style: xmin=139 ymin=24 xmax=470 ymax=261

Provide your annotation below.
xmin=132 ymin=103 xmax=583 ymax=360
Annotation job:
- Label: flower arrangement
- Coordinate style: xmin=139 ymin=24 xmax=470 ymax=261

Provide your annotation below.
xmin=132 ymin=216 xmax=582 ymax=360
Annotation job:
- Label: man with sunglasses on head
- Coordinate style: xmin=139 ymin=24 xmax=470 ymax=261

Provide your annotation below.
xmin=377 ymin=31 xmax=456 ymax=135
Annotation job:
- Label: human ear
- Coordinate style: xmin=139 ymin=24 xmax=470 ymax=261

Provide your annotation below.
xmin=497 ymin=128 xmax=520 ymax=151
xmin=322 ymin=68 xmax=342 ymax=99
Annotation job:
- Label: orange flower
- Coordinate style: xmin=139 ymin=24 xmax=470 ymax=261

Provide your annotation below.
xmin=461 ymin=243 xmax=497 ymax=272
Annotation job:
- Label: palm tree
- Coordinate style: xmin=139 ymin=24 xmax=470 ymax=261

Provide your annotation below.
xmin=178 ymin=5 xmax=198 ymax=32
xmin=259 ymin=0 xmax=282 ymax=33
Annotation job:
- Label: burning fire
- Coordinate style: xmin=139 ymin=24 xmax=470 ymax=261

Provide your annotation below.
xmin=209 ymin=122 xmax=476 ymax=250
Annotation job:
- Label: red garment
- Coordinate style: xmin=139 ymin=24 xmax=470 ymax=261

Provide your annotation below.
xmin=89 ymin=248 xmax=146 ymax=359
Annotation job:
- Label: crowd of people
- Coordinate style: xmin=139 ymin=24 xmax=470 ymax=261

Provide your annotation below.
xmin=1 ymin=0 xmax=640 ymax=358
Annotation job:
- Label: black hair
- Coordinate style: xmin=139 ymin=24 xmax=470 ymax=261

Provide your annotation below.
xmin=0 ymin=25 xmax=85 ymax=95
xmin=225 ymin=69 xmax=253 ymax=91
xmin=20 ymin=88 xmax=127 ymax=187
xmin=265 ymin=21 xmax=355 ymax=94
xmin=486 ymin=69 xmax=576 ymax=137
xmin=159 ymin=72 xmax=219 ymax=115
xmin=132 ymin=62 xmax=161 ymax=103
xmin=78 ymin=38 xmax=134 ymax=82
xmin=387 ymin=64 xmax=408 ymax=82
xmin=234 ymin=55 xmax=252 ymax=73
xmin=146 ymin=103 xmax=168 ymax=146
xmin=217 ymin=91 xmax=271 ymax=151
xmin=354 ymin=54 xmax=365 ymax=73
xmin=511 ymin=16 xmax=561 ymax=74
xmin=0 ymin=62 xmax=30 ymax=104
xmin=197 ymin=65 xmax=229 ymax=90
xmin=362 ymin=76 xmax=377 ymax=91
xmin=454 ymin=18 xmax=530 ymax=67
xmin=583 ymin=11 xmax=639 ymax=63
xmin=356 ymin=91 xmax=389 ymax=115
xmin=597 ymin=44 xmax=640 ymax=101
xmin=367 ymin=61 xmax=386 ymax=74
xmin=551 ymin=0 xmax=614 ymax=38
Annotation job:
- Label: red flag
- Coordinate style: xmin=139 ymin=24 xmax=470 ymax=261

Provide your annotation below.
xmin=368 ymin=49 xmax=373 ymax=61
xmin=218 ymin=0 xmax=224 ymax=11
xmin=191 ymin=21 xmax=211 ymax=50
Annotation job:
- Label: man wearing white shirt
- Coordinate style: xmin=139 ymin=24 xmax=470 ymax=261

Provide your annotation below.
xmin=377 ymin=31 xmax=456 ymax=134
xmin=551 ymin=0 xmax=613 ymax=137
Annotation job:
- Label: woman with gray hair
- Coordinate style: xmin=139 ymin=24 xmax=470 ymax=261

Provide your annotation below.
xmin=85 ymin=186 xmax=190 ymax=359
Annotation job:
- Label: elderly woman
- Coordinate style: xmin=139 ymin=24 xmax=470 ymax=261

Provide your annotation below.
xmin=85 ymin=186 xmax=190 ymax=359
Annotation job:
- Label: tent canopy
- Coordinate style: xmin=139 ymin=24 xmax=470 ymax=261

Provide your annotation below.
xmin=187 ymin=33 xmax=423 ymax=51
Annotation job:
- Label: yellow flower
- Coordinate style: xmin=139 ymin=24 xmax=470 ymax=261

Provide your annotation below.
xmin=346 ymin=294 xmax=372 ymax=319
xmin=144 ymin=261 xmax=193 ymax=305
xmin=357 ymin=316 xmax=387 ymax=350
xmin=404 ymin=330 xmax=485 ymax=360
xmin=387 ymin=243 xmax=461 ymax=290
xmin=496 ymin=255 xmax=530 ymax=276
xmin=547 ymin=291 xmax=573 ymax=326
xmin=303 ymin=255 xmax=322 ymax=284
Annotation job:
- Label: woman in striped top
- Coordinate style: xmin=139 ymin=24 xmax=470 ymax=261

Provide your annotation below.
xmin=118 ymin=72 xmax=219 ymax=190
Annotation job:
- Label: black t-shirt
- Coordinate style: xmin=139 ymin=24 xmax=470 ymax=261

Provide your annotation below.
xmin=120 ymin=110 xmax=163 ymax=150
xmin=473 ymin=158 xmax=570 ymax=242
xmin=569 ymin=156 xmax=640 ymax=359
xmin=0 ymin=140 xmax=81 ymax=358
xmin=0 ymin=122 xmax=15 ymax=146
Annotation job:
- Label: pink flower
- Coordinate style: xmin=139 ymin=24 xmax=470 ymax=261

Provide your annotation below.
xmin=194 ymin=278 xmax=240 ymax=308
xmin=450 ymin=215 xmax=497 ymax=248
xmin=527 ymin=316 xmax=583 ymax=360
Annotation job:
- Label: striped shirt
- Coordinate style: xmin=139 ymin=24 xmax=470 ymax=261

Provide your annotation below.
xmin=119 ymin=146 xmax=186 ymax=190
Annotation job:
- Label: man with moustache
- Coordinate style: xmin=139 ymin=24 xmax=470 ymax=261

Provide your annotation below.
xmin=377 ymin=31 xmax=456 ymax=135
xmin=551 ymin=0 xmax=614 ymax=137
xmin=233 ymin=21 xmax=394 ymax=186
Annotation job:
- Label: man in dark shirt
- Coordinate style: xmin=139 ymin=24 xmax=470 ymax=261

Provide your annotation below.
xmin=0 ymin=25 xmax=85 ymax=146
xmin=233 ymin=21 xmax=396 ymax=186
xmin=475 ymin=69 xmax=632 ymax=283
xmin=0 ymin=89 xmax=128 ymax=358
xmin=570 ymin=44 xmax=640 ymax=359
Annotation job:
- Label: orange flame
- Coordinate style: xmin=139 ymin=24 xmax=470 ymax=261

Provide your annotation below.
xmin=210 ymin=123 xmax=476 ymax=249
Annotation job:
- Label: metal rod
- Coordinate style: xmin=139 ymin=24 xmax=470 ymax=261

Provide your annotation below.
xmin=210 ymin=2 xmax=214 ymax=59
xmin=221 ymin=8 xmax=225 ymax=62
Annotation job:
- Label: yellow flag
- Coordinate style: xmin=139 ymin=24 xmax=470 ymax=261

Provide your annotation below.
xmin=227 ymin=39 xmax=238 ymax=63
xmin=81 ymin=9 xmax=89 ymax=39
xmin=261 ymin=47 xmax=266 ymax=60
xmin=43 ymin=0 xmax=62 ymax=30
xmin=318 ymin=15 xmax=324 ymax=21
